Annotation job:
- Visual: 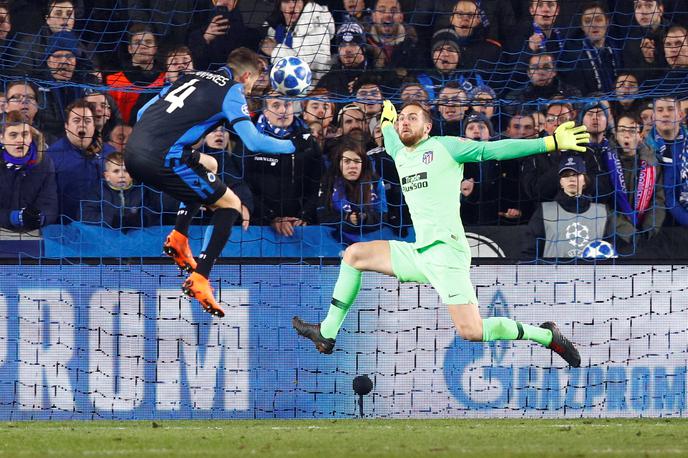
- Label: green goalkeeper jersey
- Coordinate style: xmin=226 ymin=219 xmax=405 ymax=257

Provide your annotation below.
xmin=382 ymin=124 xmax=548 ymax=252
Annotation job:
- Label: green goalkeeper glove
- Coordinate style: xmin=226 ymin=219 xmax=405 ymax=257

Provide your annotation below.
xmin=544 ymin=121 xmax=591 ymax=152
xmin=380 ymin=100 xmax=397 ymax=128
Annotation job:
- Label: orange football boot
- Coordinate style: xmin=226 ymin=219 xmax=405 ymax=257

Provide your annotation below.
xmin=163 ymin=229 xmax=197 ymax=273
xmin=181 ymin=272 xmax=225 ymax=317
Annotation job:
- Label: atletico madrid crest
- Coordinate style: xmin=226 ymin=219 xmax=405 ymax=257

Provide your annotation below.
xmin=422 ymin=151 xmax=433 ymax=164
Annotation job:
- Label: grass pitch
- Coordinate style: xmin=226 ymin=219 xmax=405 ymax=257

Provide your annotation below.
xmin=2 ymin=418 xmax=687 ymax=457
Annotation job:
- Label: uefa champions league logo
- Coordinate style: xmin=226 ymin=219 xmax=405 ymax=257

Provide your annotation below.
xmin=565 ymin=222 xmax=590 ymax=257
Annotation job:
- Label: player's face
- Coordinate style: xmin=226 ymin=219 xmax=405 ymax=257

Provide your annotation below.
xmin=397 ymin=106 xmax=431 ymax=146
xmin=108 ymin=125 xmax=133 ymax=152
xmin=340 ymin=149 xmax=363 ymax=181
xmin=560 ymin=171 xmax=585 ymax=196
xmin=1 ymin=123 xmax=32 ymax=157
xmin=85 ymin=94 xmax=111 ymax=131
xmin=103 ymin=161 xmax=132 ymax=190
xmin=46 ymin=1 xmax=75 ymax=33
xmin=241 ymin=70 xmax=260 ymax=94
xmin=205 ymin=126 xmax=229 ymax=150
xmin=614 ymin=118 xmax=640 ymax=154
xmin=264 ymin=97 xmax=294 ymax=128
xmin=437 ymin=87 xmax=467 ymax=122
xmin=65 ymin=107 xmax=95 ymax=150
xmin=6 ymin=85 xmax=39 ymax=122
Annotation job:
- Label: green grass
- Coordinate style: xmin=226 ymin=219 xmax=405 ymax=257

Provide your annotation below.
xmin=1 ymin=419 xmax=687 ymax=457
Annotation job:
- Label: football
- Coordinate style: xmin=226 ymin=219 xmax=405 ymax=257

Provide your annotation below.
xmin=269 ymin=56 xmax=312 ymax=96
xmin=581 ymin=240 xmax=617 ymax=259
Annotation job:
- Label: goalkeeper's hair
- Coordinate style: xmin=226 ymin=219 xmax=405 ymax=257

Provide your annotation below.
xmin=400 ymin=101 xmax=433 ymax=124
xmin=227 ymin=47 xmax=265 ymax=76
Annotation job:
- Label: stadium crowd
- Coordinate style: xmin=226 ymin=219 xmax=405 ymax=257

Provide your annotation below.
xmin=0 ymin=0 xmax=687 ymax=258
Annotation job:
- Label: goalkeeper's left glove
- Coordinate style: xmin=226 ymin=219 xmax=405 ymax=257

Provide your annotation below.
xmin=380 ymin=100 xmax=397 ymax=128
xmin=544 ymin=121 xmax=591 ymax=152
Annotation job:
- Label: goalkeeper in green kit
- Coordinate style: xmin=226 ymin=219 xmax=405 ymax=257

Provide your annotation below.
xmin=293 ymin=101 xmax=590 ymax=367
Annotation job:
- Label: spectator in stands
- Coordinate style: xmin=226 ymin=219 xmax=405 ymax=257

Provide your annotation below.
xmin=663 ymin=24 xmax=688 ymax=68
xmin=84 ymin=90 xmax=120 ymax=140
xmin=365 ymin=116 xmax=408 ymax=230
xmin=310 ymin=137 xmax=387 ymax=243
xmin=399 ymin=82 xmax=430 ymax=109
xmin=353 ymin=80 xmax=384 ymax=127
xmin=623 ymin=0 xmax=669 ymax=84
xmin=106 ymin=24 xmax=165 ymax=125
xmin=606 ymin=113 xmax=665 ymax=248
xmin=522 ymin=154 xmax=610 ymax=259
xmin=12 ymin=1 xmax=93 ymax=72
xmin=326 ymin=103 xmax=373 ymax=158
xmin=261 ymin=0 xmax=335 ymax=85
xmin=332 ymin=0 xmax=371 ymax=29
xmin=198 ymin=125 xmax=253 ymax=230
xmin=164 ymin=45 xmax=195 ymax=84
xmin=609 ymin=72 xmax=646 ymax=119
xmin=317 ymin=22 xmax=379 ymax=97
xmin=639 ymin=101 xmax=655 ymax=140
xmin=504 ymin=111 xmax=537 ymax=139
xmin=308 ymin=120 xmax=325 ymax=150
xmin=128 ymin=0 xmax=200 ymax=46
xmin=48 ymin=99 xmax=115 ymax=221
xmin=107 ymin=123 xmax=132 ymax=153
xmin=461 ymin=112 xmax=500 ymax=225
xmin=81 ymin=152 xmax=158 ymax=228
xmin=301 ymin=87 xmax=337 ymax=139
xmin=0 ymin=110 xmax=58 ymax=232
xmin=506 ymin=53 xmax=581 ymax=107
xmin=0 ymin=1 xmax=24 ymax=75
xmin=38 ymin=31 xmax=97 ymax=140
xmin=187 ymin=0 xmax=261 ymax=71
xmin=0 ymin=91 xmax=6 ymax=113
xmin=506 ymin=0 xmax=566 ymax=61
xmin=646 ymin=96 xmax=688 ymax=226
xmin=561 ymin=2 xmax=621 ymax=96
xmin=5 ymin=82 xmax=40 ymax=130
xmin=431 ymin=81 xmax=468 ymax=136
xmin=444 ymin=0 xmax=502 ymax=70
xmin=364 ymin=0 xmax=425 ymax=73
xmin=521 ymin=101 xmax=609 ymax=203
xmin=245 ymin=91 xmax=323 ymax=236
xmin=468 ymin=83 xmax=497 ymax=123
xmin=578 ymin=102 xmax=614 ymax=202
xmin=414 ymin=28 xmax=479 ymax=100
xmin=421 ymin=0 xmax=516 ymax=44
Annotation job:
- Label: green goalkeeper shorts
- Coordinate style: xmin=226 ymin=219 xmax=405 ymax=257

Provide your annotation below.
xmin=389 ymin=240 xmax=478 ymax=305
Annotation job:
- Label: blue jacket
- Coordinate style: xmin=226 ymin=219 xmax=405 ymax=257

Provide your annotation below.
xmin=646 ymin=126 xmax=688 ymax=227
xmin=47 ymin=137 xmax=116 ymax=222
xmin=81 ymin=182 xmax=160 ymax=229
xmin=0 ymin=144 xmax=58 ymax=230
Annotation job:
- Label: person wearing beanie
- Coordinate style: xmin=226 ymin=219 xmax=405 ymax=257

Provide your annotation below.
xmin=37 ymin=30 xmax=98 ymax=140
xmin=317 ymin=22 xmax=383 ymax=97
xmin=578 ymin=101 xmax=614 ymax=204
xmin=461 ymin=112 xmax=504 ymax=225
xmin=523 ymin=153 xmax=611 ymax=260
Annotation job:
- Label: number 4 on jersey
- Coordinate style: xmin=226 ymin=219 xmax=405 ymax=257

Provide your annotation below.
xmin=164 ymin=79 xmax=199 ymax=113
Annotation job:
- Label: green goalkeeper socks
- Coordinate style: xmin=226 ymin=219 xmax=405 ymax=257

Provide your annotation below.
xmin=320 ymin=261 xmax=361 ymax=340
xmin=482 ymin=317 xmax=553 ymax=347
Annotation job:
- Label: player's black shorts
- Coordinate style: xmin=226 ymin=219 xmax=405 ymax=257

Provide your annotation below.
xmin=124 ymin=148 xmax=227 ymax=205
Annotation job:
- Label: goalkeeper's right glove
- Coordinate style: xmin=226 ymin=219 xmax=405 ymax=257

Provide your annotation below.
xmin=544 ymin=121 xmax=591 ymax=152
xmin=380 ymin=100 xmax=397 ymax=128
